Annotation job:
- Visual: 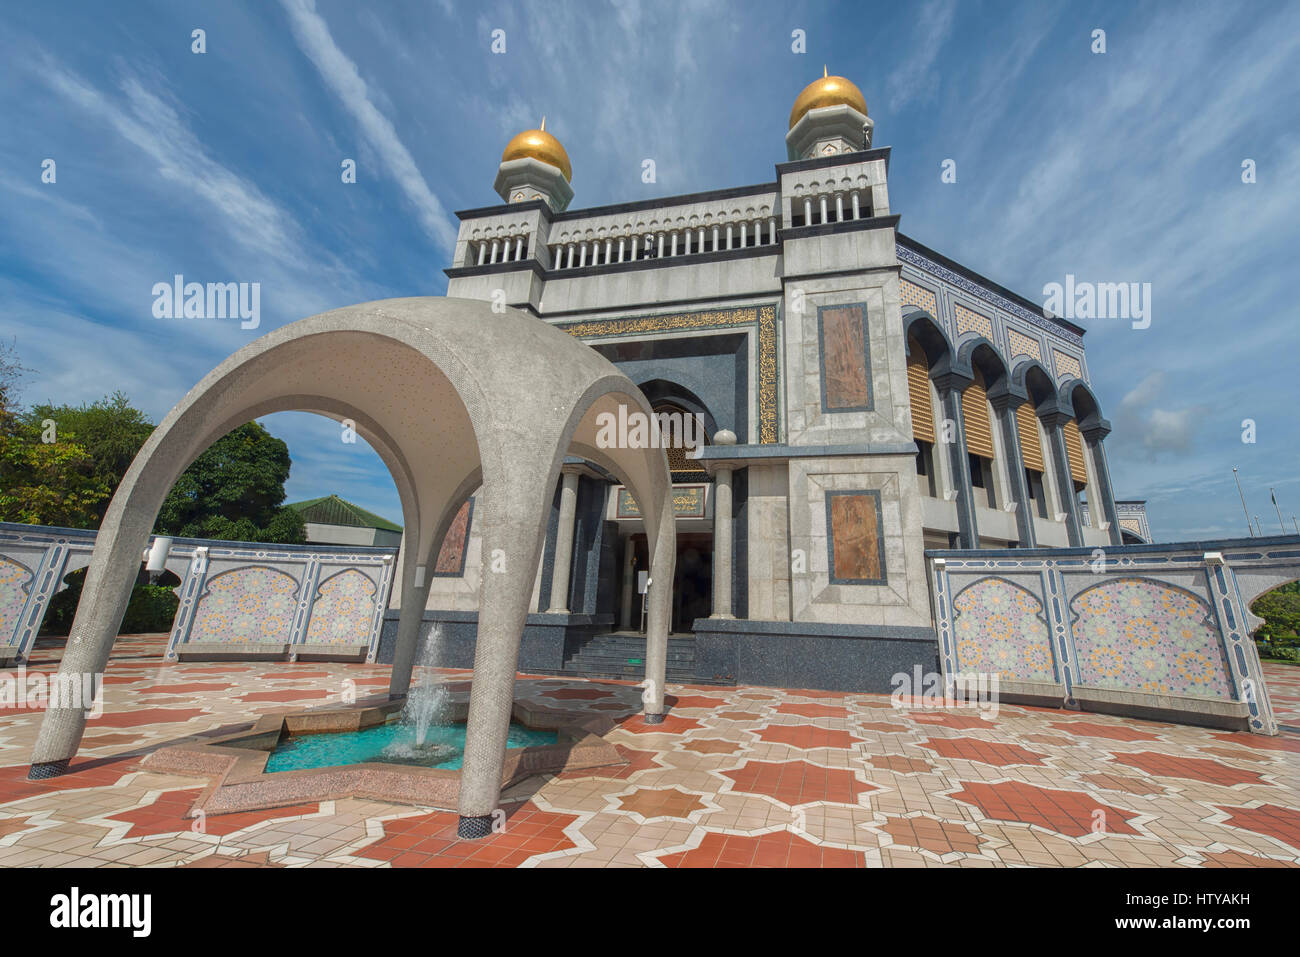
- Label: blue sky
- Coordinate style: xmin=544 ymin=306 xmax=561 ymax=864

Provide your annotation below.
xmin=2 ymin=0 xmax=1297 ymax=540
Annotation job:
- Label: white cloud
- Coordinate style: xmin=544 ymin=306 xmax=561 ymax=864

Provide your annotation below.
xmin=886 ymin=0 xmax=958 ymax=111
xmin=280 ymin=0 xmax=459 ymax=252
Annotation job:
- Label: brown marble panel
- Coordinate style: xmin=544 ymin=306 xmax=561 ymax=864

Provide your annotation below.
xmin=829 ymin=492 xmax=884 ymax=582
xmin=820 ymin=304 xmax=871 ymax=410
xmin=434 ymin=499 xmax=473 ymax=574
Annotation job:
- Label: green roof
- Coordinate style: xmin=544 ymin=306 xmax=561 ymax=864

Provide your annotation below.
xmin=288 ymin=495 xmax=402 ymax=532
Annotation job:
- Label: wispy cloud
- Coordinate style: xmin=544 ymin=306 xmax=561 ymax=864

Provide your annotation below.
xmin=885 ymin=0 xmax=957 ymax=111
xmin=280 ymin=0 xmax=458 ymax=252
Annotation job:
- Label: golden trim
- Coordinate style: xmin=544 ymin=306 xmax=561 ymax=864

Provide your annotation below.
xmin=557 ymin=305 xmax=781 ymax=444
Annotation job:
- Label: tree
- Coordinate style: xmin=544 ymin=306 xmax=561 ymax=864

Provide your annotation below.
xmin=17 ymin=393 xmax=155 ymax=526
xmin=1252 ymin=581 xmax=1300 ymax=643
xmin=155 ymin=421 xmax=306 ymax=543
xmin=0 ymin=343 xmax=112 ymax=528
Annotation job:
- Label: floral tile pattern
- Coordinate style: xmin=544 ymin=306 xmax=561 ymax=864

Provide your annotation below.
xmin=305 ymin=570 xmax=376 ymax=646
xmin=0 ymin=633 xmax=1296 ymax=868
xmin=189 ymin=567 xmax=298 ymax=645
xmin=952 ymin=577 xmax=1055 ymax=682
xmin=1070 ymin=578 xmax=1233 ymax=698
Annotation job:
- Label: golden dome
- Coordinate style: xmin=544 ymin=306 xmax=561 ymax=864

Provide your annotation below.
xmin=501 ymin=117 xmax=572 ymax=182
xmin=789 ymin=67 xmax=868 ymax=130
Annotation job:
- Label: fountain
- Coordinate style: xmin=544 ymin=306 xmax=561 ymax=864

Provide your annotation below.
xmin=402 ymin=624 xmax=450 ymax=747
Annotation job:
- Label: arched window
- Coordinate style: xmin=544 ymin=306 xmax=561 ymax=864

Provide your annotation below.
xmin=906 ymin=335 xmax=937 ymax=497
xmin=961 ymin=367 xmax=997 ymax=508
xmin=652 ymin=402 xmax=707 ymax=481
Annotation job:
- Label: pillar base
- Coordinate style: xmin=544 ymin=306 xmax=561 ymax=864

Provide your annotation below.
xmin=642 ymin=712 xmax=665 ymax=725
xmin=457 ymin=815 xmax=495 ymax=840
xmin=28 ymin=759 xmax=70 ymax=780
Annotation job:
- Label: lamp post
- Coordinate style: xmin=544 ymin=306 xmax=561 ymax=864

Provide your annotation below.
xmin=1232 ymin=467 xmax=1252 ymax=536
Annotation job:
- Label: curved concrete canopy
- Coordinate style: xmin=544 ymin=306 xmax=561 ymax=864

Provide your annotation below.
xmin=28 ymin=297 xmax=676 ymax=838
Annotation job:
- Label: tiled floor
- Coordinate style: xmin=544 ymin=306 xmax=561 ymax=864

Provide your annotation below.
xmin=0 ymin=634 xmax=1297 ymax=868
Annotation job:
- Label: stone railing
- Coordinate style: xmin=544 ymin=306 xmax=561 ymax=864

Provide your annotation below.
xmin=465 ymin=227 xmax=531 ymax=266
xmin=547 ymin=200 xmax=781 ymax=272
xmin=0 ymin=522 xmax=397 ymax=665
xmin=927 ymin=535 xmax=1300 ymax=735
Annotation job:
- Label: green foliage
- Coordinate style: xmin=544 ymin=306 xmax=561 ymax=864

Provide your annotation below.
xmin=0 ymin=418 xmax=110 ymax=527
xmin=41 ymin=569 xmax=179 ymax=636
xmin=121 ymin=584 xmax=180 ymax=633
xmin=155 ymin=421 xmax=305 ymax=544
xmin=1252 ymin=580 xmax=1300 ymax=661
xmin=20 ymin=393 xmax=155 ymax=525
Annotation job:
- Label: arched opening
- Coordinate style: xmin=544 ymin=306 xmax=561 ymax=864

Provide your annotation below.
xmin=906 ymin=333 xmax=938 ymax=498
xmin=1249 ymin=579 xmax=1300 ymax=664
xmin=1063 ymin=382 xmax=1106 ymax=532
xmin=904 ymin=312 xmax=955 ymax=547
xmin=1016 ymin=363 xmax=1059 ymax=525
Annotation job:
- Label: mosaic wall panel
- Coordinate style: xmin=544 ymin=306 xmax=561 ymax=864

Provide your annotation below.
xmin=899 ymin=278 xmax=938 ymax=316
xmin=0 ymin=557 xmax=33 ymax=647
xmin=953 ymin=302 xmax=993 ymax=339
xmin=305 ymin=569 xmax=377 ymax=646
xmin=951 ymin=577 xmax=1055 ymax=682
xmin=1006 ymin=328 xmax=1043 ymax=362
xmin=1070 ymin=578 xmax=1233 ymax=699
xmin=189 ymin=566 xmax=299 ymax=645
xmin=826 ymin=490 xmax=886 ymax=585
xmin=1054 ymin=349 xmax=1082 ymax=381
xmin=434 ymin=499 xmax=474 ymax=576
xmin=818 ymin=303 xmax=873 ymax=412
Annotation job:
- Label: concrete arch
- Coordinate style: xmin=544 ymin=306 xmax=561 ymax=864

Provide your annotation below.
xmin=635 ymin=378 xmax=720 ymax=439
xmin=902 ymin=308 xmax=956 ymax=375
xmin=27 ymin=297 xmax=676 ymax=841
xmin=1010 ymin=359 xmax=1062 ymax=416
xmin=1059 ymin=378 xmax=1107 ymax=431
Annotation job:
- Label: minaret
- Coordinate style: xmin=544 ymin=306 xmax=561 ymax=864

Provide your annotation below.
xmin=494 ymin=117 xmax=574 ymax=212
xmin=785 ymin=67 xmax=872 ymax=161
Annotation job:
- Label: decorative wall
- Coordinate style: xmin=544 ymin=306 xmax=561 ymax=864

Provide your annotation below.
xmin=189 ymin=567 xmax=298 ymax=645
xmin=1070 ymin=578 xmax=1232 ymax=699
xmin=951 ymin=577 xmax=1054 ymax=682
xmin=0 ymin=557 xmax=33 ymax=654
xmin=0 ymin=522 xmax=396 ymax=664
xmin=929 ymin=538 xmax=1299 ymax=735
xmin=305 ymin=569 xmax=380 ymax=646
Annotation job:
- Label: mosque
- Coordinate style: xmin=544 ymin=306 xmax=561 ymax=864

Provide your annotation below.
xmin=387 ymin=69 xmax=1151 ymax=691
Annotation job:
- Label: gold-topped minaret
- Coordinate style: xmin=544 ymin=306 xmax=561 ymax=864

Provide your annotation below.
xmin=788 ymin=66 xmax=869 ymax=130
xmin=501 ymin=117 xmax=572 ymax=183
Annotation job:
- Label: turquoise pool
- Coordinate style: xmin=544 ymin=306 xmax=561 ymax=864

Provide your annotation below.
xmin=264 ymin=720 xmax=557 ymax=773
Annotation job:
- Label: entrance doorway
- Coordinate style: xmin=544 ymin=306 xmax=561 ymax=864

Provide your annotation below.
xmin=625 ymin=532 xmax=713 ymax=633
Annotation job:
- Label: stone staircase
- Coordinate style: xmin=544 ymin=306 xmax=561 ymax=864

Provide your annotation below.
xmin=556 ymin=631 xmax=724 ymax=684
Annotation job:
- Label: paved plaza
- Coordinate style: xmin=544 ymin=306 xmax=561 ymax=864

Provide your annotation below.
xmin=0 ymin=635 xmax=1296 ymax=868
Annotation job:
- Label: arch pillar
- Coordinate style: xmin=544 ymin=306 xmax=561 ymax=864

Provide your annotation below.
xmin=1082 ymin=422 xmax=1122 ymax=546
xmin=1041 ymin=410 xmax=1084 ymax=547
xmin=456 ymin=459 xmax=560 ymax=837
xmin=933 ymin=370 xmax=978 ymax=549
xmin=989 ymin=392 xmax=1037 ymax=547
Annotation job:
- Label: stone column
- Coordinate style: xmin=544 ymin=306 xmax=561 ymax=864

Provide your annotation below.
xmin=1042 ymin=411 xmax=1084 ymax=547
xmin=1082 ymin=422 xmax=1122 ymax=546
xmin=990 ymin=393 xmax=1037 ymax=547
xmin=933 ymin=372 xmax=978 ymax=549
xmin=710 ymin=430 xmax=737 ymax=618
xmin=545 ymin=470 xmax=581 ymax=613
